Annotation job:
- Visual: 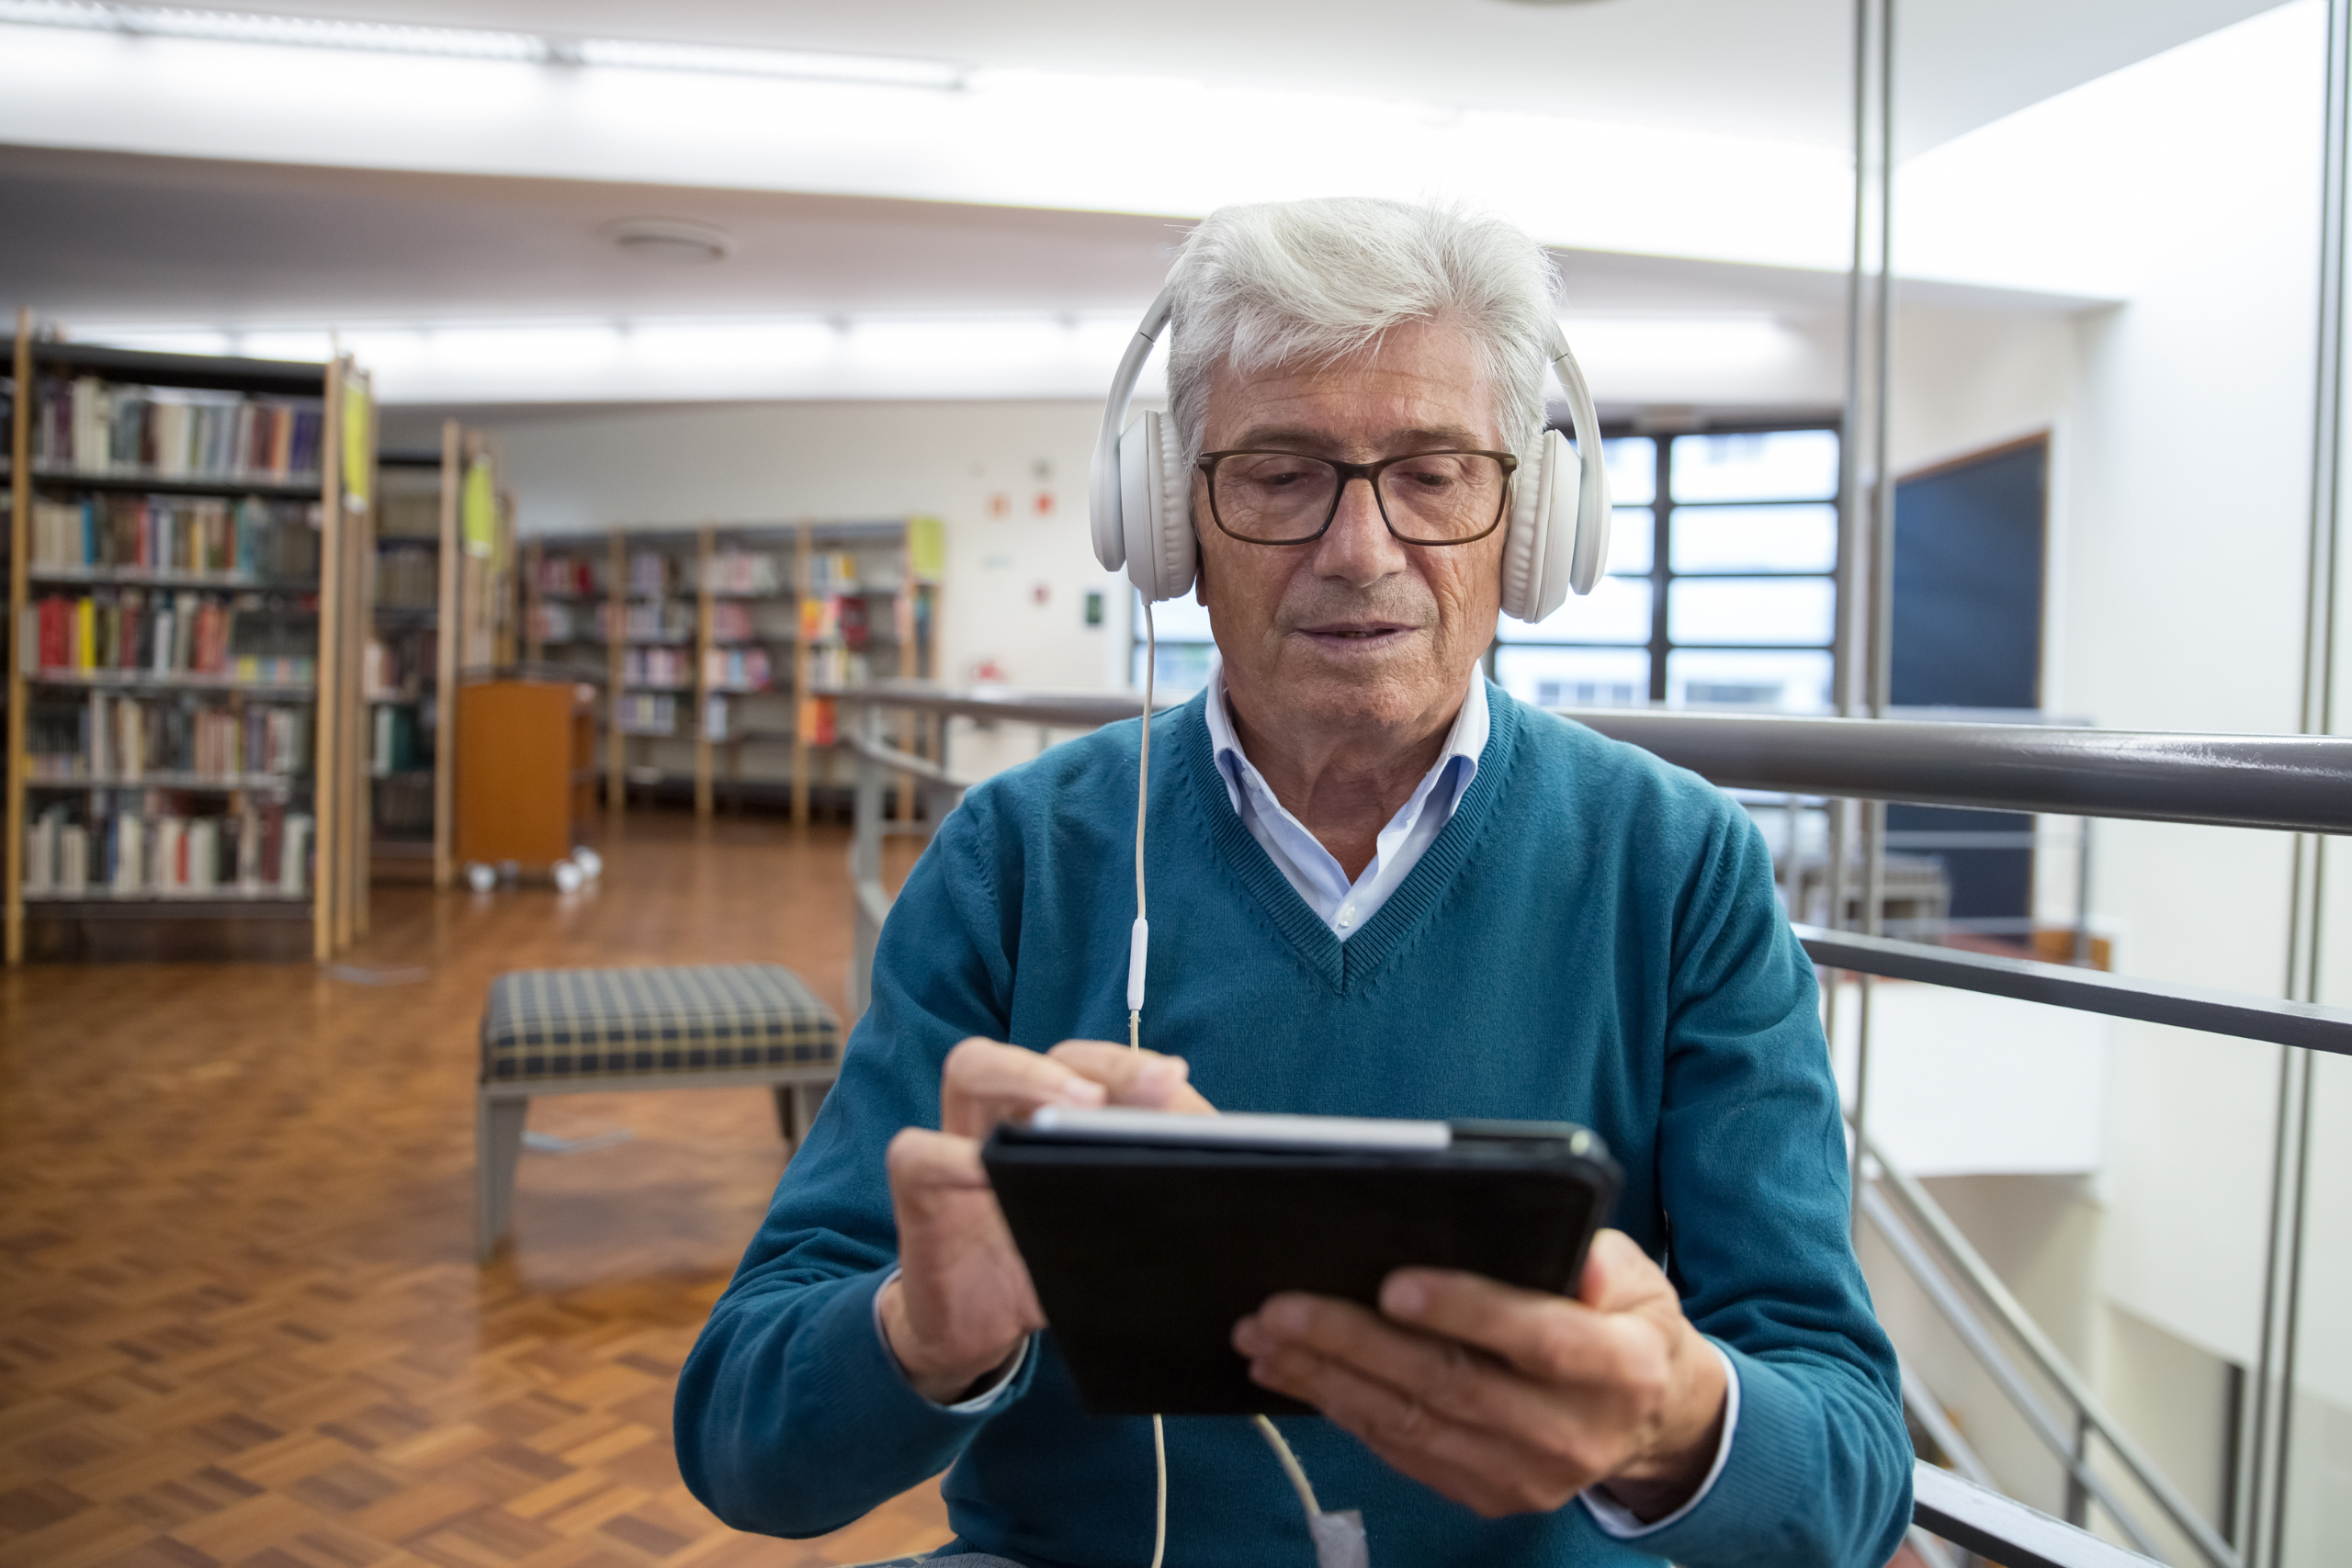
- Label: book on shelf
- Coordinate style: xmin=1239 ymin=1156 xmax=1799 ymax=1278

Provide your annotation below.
xmin=375 ymin=545 xmax=438 ymax=609
xmin=26 ymin=588 xmax=319 ymax=685
xmin=808 ymin=548 xmax=863 ymax=594
xmin=615 ymin=692 xmax=678 ymax=735
xmin=708 ymin=599 xmax=758 ymax=641
xmin=627 ymin=548 xmax=677 ymax=597
xmin=797 ymin=695 xmax=838 ymax=747
xmin=25 ymin=799 xmax=312 ymax=897
xmin=808 ymin=646 xmax=869 ymax=687
xmin=529 ymin=601 xmax=584 ymax=643
xmin=703 ymin=694 xmax=730 ymax=742
xmin=703 ymin=646 xmax=774 ymax=692
xmin=604 ymin=599 xmax=695 ymax=643
xmin=622 ymin=646 xmax=694 ymax=688
xmin=370 ymin=704 xmax=424 ymax=778
xmin=703 ymin=549 xmax=784 ymax=595
xmin=528 ymin=554 xmax=599 ymax=598
xmin=30 ymin=493 xmax=321 ymax=579
xmin=28 ymin=691 xmax=309 ymax=781
xmin=27 ymin=377 xmax=323 ymax=484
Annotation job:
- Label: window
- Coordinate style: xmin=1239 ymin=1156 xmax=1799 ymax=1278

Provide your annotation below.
xmin=1495 ymin=425 xmax=1840 ymax=712
xmin=1134 ymin=422 xmax=1843 ymax=712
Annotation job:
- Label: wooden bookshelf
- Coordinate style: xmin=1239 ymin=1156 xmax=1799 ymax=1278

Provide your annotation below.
xmin=4 ymin=322 xmax=370 ymax=964
xmin=503 ymin=518 xmax=937 ymax=824
xmin=367 ymin=423 xmax=475 ymax=890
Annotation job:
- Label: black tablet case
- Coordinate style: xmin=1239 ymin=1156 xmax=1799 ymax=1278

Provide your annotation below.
xmin=981 ymin=1119 xmax=1621 ymax=1416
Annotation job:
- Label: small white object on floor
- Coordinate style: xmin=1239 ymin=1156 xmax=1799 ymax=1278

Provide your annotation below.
xmin=571 ymin=846 xmax=604 ymax=879
xmin=522 ymin=1128 xmax=634 ymax=1156
xmin=466 ymin=863 xmax=497 ymax=893
xmin=552 ymin=860 xmax=582 ymax=894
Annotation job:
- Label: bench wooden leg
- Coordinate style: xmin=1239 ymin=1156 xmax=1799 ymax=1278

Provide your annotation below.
xmin=477 ymin=1093 xmax=527 ymax=1262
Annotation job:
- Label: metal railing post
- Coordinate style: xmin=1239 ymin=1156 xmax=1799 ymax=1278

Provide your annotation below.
xmin=848 ymin=699 xmax=886 ymax=1020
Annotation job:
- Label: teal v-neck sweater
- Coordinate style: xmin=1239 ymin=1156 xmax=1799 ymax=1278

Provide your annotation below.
xmin=677 ymin=687 xmax=1911 ymax=1568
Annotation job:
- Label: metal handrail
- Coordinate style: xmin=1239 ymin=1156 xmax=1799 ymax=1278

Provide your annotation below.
xmin=1563 ymin=709 xmax=2352 ymax=834
xmin=1915 ymin=1464 xmax=2165 ymax=1568
xmin=1863 ymin=1136 xmax=2240 ymax=1568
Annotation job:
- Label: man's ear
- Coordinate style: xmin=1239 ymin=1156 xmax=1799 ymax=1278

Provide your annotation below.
xmin=1190 ymin=515 xmax=1213 ymax=609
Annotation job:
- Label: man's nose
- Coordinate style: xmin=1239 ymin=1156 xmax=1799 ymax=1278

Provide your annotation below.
xmin=1312 ymin=474 xmax=1408 ymax=587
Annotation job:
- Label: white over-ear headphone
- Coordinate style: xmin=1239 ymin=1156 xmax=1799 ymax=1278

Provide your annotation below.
xmin=1088 ymin=283 xmax=1611 ymax=623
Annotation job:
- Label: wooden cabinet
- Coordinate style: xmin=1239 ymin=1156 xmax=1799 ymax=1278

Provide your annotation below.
xmin=453 ymin=678 xmax=586 ymax=873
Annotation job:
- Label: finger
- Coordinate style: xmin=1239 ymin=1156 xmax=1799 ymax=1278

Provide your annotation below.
xmin=1379 ymin=1265 xmax=1665 ymax=1388
xmin=939 ymin=1037 xmax=1106 ymax=1137
xmin=1243 ymin=1338 xmax=1592 ymax=1517
xmin=1046 ymin=1042 xmax=1216 ymax=1112
xmin=1576 ymin=1230 xmax=1676 ymax=1313
xmin=1235 ymin=1292 xmax=1565 ymax=1439
xmin=885 ymin=1127 xmax=989 ymax=1191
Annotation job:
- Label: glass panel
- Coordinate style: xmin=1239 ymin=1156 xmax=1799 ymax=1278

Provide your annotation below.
xmin=1140 ymin=589 xmax=1216 ymax=642
xmin=1669 ymin=429 xmax=1839 ymax=502
xmin=1606 ymin=507 xmax=1654 ymax=576
xmin=1668 ymin=577 xmax=1835 ymax=645
xmin=1672 ymin=503 xmax=1838 ymax=574
xmin=1602 ymin=436 xmax=1656 ymax=506
xmin=1498 ymin=571 xmax=1652 ymax=644
xmin=1666 ymin=648 xmax=1834 ymax=712
xmin=1132 ymin=639 xmax=1215 ymax=694
xmin=1494 ymin=645 xmax=1650 ymax=709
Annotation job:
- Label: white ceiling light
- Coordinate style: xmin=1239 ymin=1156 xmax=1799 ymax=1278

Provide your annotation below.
xmin=0 ymin=0 xmax=960 ymax=85
xmin=604 ymin=217 xmax=735 ymax=265
xmin=573 ymin=37 xmax=962 ymax=90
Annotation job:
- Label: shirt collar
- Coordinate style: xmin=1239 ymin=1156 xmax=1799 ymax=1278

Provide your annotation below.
xmin=1202 ymin=652 xmax=1488 ymax=817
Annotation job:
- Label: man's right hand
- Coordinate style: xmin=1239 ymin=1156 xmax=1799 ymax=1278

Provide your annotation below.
xmin=879 ymin=1037 xmax=1214 ymax=1404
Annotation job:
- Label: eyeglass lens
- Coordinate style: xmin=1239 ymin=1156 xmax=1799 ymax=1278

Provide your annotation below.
xmin=1211 ymin=453 xmax=1510 ymax=544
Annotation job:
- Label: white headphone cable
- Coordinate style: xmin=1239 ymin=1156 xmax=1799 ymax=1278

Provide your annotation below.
xmin=1130 ymin=599 xmax=1167 ymax=1568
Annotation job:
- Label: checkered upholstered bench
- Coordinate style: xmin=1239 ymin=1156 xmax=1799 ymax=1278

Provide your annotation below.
xmin=476 ymin=964 xmax=842 ymax=1260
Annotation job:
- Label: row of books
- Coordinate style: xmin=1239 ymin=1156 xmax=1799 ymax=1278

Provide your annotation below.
xmin=26 ymin=378 xmax=324 ymax=484
xmin=623 ymin=647 xmax=695 ymax=690
xmin=27 ymin=590 xmax=318 ymax=681
xmin=615 ymin=692 xmax=677 ymax=735
xmin=705 ymin=550 xmax=785 ymax=595
xmin=29 ymin=494 xmax=321 ymax=580
xmin=363 ymin=629 xmax=436 ymax=702
xmin=373 ymin=773 xmax=433 ymax=835
xmin=370 ymin=704 xmax=428 ymax=777
xmin=707 ymin=647 xmax=775 ymax=693
xmin=529 ymin=554 xmax=598 ymax=598
xmin=376 ymin=545 xmax=438 ymax=609
xmin=27 ymin=692 xmax=311 ymax=781
xmin=800 ymin=593 xmax=876 ymax=648
xmin=24 ymin=803 xmax=313 ymax=897
xmin=808 ymin=646 xmax=872 ymax=688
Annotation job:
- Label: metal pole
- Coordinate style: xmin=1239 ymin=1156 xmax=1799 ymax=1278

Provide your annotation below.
xmin=2255 ymin=1 xmax=2350 ymax=1556
xmin=1826 ymin=0 xmax=1871 ymax=1155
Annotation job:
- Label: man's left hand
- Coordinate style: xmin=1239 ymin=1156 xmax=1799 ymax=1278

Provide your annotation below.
xmin=1230 ymin=1230 xmax=1728 ymax=1522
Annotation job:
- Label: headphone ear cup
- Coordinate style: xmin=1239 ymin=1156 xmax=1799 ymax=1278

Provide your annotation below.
xmin=1499 ymin=431 xmax=1559 ymax=623
xmin=1119 ymin=411 xmax=1196 ymax=601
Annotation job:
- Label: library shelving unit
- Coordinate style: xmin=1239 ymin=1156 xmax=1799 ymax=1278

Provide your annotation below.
xmin=516 ymin=518 xmax=940 ymax=824
xmin=5 ymin=319 xmax=373 ymax=964
xmin=368 ymin=422 xmax=499 ymax=890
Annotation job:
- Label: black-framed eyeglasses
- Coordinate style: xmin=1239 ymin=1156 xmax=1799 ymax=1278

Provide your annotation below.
xmin=1195 ymin=448 xmax=1521 ymax=547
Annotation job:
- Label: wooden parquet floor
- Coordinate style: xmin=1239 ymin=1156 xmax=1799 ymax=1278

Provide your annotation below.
xmin=0 ymin=814 xmax=946 ymax=1568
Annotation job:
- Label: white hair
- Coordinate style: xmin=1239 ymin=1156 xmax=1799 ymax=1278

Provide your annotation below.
xmin=1164 ymin=197 xmax=1563 ymax=468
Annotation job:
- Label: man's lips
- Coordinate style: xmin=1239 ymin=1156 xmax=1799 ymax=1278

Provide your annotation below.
xmin=1293 ymin=622 xmax=1419 ymax=644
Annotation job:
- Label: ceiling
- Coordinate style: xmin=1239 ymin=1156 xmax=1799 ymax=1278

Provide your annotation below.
xmin=0 ymin=144 xmax=2089 ymax=332
xmin=193 ymin=0 xmax=2289 ymax=155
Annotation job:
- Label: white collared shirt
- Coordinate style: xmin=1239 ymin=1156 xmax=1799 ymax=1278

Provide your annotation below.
xmin=1204 ymin=655 xmax=1487 ymax=939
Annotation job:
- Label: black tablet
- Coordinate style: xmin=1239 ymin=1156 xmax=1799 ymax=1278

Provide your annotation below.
xmin=981 ymin=1107 xmax=1622 ymax=1416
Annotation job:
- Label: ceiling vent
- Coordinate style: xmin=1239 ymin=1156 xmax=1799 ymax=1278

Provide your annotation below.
xmin=604 ymin=217 xmax=735 ymax=264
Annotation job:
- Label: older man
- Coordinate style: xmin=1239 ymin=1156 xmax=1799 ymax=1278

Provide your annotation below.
xmin=676 ymin=199 xmax=1911 ymax=1567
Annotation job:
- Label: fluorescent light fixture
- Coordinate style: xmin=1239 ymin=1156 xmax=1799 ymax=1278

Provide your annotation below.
xmin=0 ymin=1 xmax=960 ymax=84
xmin=63 ymin=311 xmax=1169 ymax=405
xmin=573 ymin=37 xmax=961 ymax=89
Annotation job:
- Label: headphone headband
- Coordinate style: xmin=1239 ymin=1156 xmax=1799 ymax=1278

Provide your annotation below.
xmin=1090 ymin=288 xmax=1609 ymax=612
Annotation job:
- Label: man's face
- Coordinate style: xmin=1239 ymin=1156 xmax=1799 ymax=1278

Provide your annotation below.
xmin=1193 ymin=317 xmax=1507 ymax=739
